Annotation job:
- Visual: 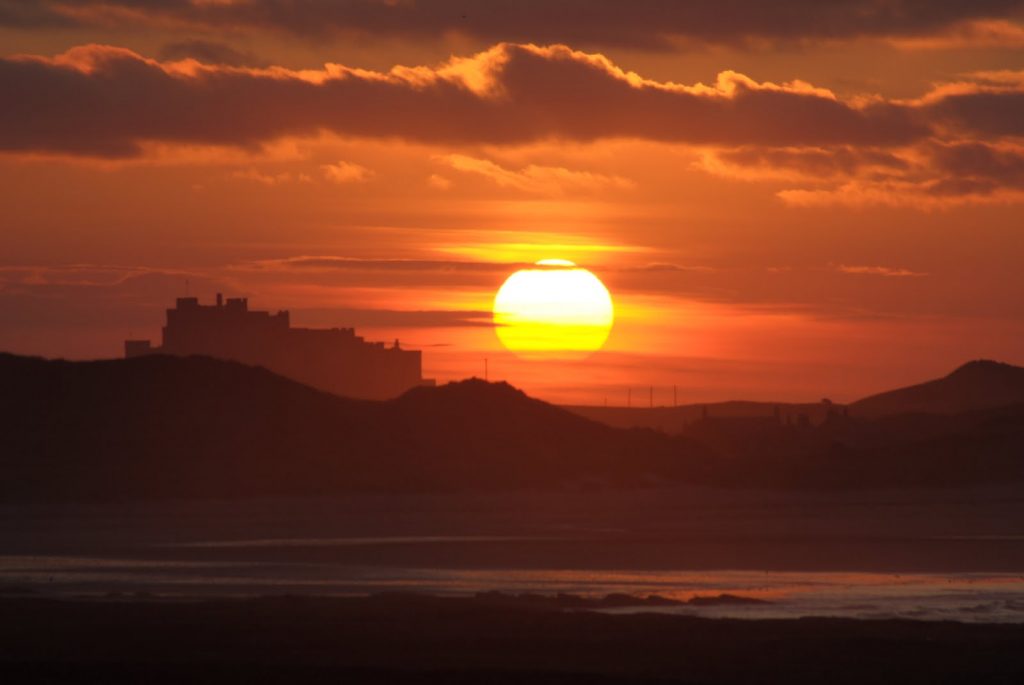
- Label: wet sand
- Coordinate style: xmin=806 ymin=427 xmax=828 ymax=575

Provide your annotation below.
xmin=5 ymin=486 xmax=1024 ymax=573
xmin=3 ymin=594 xmax=1024 ymax=684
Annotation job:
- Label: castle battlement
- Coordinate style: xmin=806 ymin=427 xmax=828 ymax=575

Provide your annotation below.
xmin=126 ymin=294 xmax=432 ymax=400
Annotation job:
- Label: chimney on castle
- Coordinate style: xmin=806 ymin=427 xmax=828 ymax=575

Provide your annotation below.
xmin=216 ymin=293 xmax=223 ymax=307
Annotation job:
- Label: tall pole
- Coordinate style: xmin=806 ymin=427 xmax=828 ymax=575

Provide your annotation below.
xmin=484 ymin=357 xmax=488 ymax=382
xmin=673 ymin=385 xmax=677 ymax=407
xmin=649 ymin=385 xmax=653 ymax=408
xmin=627 ymin=388 xmax=631 ymax=408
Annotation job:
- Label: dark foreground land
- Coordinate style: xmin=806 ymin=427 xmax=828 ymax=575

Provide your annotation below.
xmin=3 ymin=595 xmax=1023 ymax=684
xmin=3 ymin=356 xmax=1024 ymax=683
xmin=5 ymin=353 xmax=1024 ymax=501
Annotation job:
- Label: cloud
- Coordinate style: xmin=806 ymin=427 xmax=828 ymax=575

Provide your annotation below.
xmin=0 ymin=263 xmax=195 ymax=289
xmin=242 ymin=256 xmax=527 ymax=273
xmin=888 ymin=18 xmax=1024 ymax=50
xmin=626 ymin=263 xmax=716 ymax=273
xmin=438 ymin=153 xmax=633 ymax=194
xmin=699 ymin=145 xmax=910 ymax=181
xmin=292 ymin=307 xmax=493 ymax=329
xmin=923 ymin=84 xmax=1024 ymax=139
xmin=232 ymin=167 xmax=296 ymax=185
xmin=222 ymin=254 xmax=528 ymax=296
xmin=0 ymin=1 xmax=77 ymax=29
xmin=273 ymin=256 xmax=715 ymax=275
xmin=700 ymin=137 xmax=1024 ymax=206
xmin=769 ymin=141 xmax=1024 ymax=207
xmin=320 ymin=160 xmax=372 ymax=183
xmin=836 ymin=265 xmax=927 ymax=277
xmin=3 ymin=41 xmax=1023 ymax=206
xmin=0 ymin=261 xmax=496 ymax=359
xmin=0 ymin=264 xmax=223 ymax=345
xmin=964 ymin=70 xmax=1024 ymax=87
xmin=777 ymin=179 xmax=1024 ymax=208
xmin=427 ymin=173 xmax=452 ymax=190
xmin=158 ymin=39 xmax=263 ymax=67
xmin=8 ymin=1 xmax=1024 ymax=48
xmin=929 ymin=140 xmax=1024 ymax=185
xmin=0 ymin=42 xmax=930 ymax=158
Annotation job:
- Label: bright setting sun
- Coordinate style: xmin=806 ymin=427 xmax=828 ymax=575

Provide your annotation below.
xmin=492 ymin=259 xmax=614 ymax=359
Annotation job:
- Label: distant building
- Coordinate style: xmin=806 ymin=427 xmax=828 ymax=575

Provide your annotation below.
xmin=125 ymin=294 xmax=433 ymax=400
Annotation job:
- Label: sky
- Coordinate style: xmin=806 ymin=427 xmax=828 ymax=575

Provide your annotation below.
xmin=1 ymin=0 xmax=1023 ymax=405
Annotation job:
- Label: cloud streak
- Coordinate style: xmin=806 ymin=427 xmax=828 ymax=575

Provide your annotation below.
xmin=836 ymin=265 xmax=927 ymax=277
xmin=293 ymin=307 xmax=493 ymax=329
xmin=438 ymin=154 xmax=634 ymax=194
xmin=699 ymin=145 xmax=911 ymax=181
xmin=157 ymin=39 xmax=263 ymax=67
xmin=321 ymin=160 xmax=372 ymax=183
xmin=7 ymin=1 xmax=1024 ymax=48
xmin=704 ymin=139 xmax=1024 ymax=205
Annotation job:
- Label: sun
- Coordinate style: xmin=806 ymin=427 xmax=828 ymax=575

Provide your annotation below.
xmin=493 ymin=259 xmax=614 ymax=359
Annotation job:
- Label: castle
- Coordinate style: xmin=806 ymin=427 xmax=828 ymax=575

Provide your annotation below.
xmin=125 ymin=294 xmax=432 ymax=400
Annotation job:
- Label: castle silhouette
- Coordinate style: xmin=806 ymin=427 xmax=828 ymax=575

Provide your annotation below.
xmin=125 ymin=294 xmax=432 ymax=400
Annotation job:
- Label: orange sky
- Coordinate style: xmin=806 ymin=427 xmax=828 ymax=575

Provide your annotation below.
xmin=1 ymin=1 xmax=1023 ymax=404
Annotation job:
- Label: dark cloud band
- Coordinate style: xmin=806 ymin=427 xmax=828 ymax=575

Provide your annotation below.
xmin=4 ymin=1 xmax=1023 ymax=47
xmin=0 ymin=43 xmax=933 ymax=157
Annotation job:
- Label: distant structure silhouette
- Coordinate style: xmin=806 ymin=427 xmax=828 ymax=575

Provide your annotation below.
xmin=125 ymin=294 xmax=433 ymax=399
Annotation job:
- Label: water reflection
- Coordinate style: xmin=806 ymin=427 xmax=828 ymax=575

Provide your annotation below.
xmin=2 ymin=554 xmax=1023 ymax=623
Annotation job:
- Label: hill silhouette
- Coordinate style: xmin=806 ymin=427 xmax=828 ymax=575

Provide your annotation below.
xmin=566 ymin=400 xmax=834 ymax=435
xmin=850 ymin=360 xmax=1024 ymax=418
xmin=392 ymin=380 xmax=693 ymax=487
xmin=676 ymin=402 xmax=1024 ymax=488
xmin=569 ymin=360 xmax=1024 ymax=431
xmin=0 ymin=353 xmax=708 ymax=501
xmin=2 ymin=353 xmax=1023 ymax=500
